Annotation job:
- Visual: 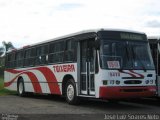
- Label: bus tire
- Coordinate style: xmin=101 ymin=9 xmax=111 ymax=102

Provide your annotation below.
xmin=17 ymin=78 xmax=25 ymax=97
xmin=65 ymin=80 xmax=79 ymax=105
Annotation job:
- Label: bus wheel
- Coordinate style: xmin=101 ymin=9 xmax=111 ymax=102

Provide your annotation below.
xmin=17 ymin=79 xmax=25 ymax=97
xmin=65 ymin=80 xmax=79 ymax=105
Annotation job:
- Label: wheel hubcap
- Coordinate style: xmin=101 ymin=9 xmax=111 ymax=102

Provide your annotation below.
xmin=67 ymin=84 xmax=74 ymax=101
xmin=19 ymin=82 xmax=23 ymax=94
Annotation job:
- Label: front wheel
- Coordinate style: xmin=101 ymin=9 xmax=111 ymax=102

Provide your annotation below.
xmin=17 ymin=79 xmax=26 ymax=97
xmin=65 ymin=80 xmax=79 ymax=105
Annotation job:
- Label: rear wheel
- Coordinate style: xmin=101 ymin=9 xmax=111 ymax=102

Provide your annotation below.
xmin=17 ymin=78 xmax=25 ymax=97
xmin=65 ymin=80 xmax=79 ymax=105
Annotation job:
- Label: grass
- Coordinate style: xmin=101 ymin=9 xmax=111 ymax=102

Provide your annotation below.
xmin=0 ymin=88 xmax=17 ymax=96
xmin=0 ymin=76 xmax=17 ymax=96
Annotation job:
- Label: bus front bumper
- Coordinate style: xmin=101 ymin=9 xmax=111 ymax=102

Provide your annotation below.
xmin=99 ymin=86 xmax=156 ymax=99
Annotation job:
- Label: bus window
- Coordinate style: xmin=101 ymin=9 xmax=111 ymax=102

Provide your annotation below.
xmin=64 ymin=40 xmax=77 ymax=62
xmin=6 ymin=53 xmax=15 ymax=68
xmin=49 ymin=41 xmax=64 ymax=63
xmin=24 ymin=48 xmax=36 ymax=66
xmin=15 ymin=51 xmax=24 ymax=68
xmin=35 ymin=45 xmax=48 ymax=65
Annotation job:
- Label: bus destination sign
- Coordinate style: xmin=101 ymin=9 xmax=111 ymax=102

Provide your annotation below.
xmin=120 ymin=33 xmax=144 ymax=40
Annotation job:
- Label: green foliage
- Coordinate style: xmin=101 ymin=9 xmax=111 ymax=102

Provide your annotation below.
xmin=2 ymin=41 xmax=15 ymax=52
xmin=0 ymin=77 xmax=17 ymax=95
xmin=0 ymin=41 xmax=15 ymax=57
xmin=0 ymin=88 xmax=17 ymax=96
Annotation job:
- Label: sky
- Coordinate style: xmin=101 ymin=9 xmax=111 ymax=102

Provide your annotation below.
xmin=0 ymin=0 xmax=160 ymax=48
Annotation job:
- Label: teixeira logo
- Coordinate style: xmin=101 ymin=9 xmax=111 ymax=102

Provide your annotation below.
xmin=53 ymin=64 xmax=75 ymax=72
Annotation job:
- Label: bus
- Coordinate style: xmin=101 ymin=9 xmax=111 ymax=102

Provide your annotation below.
xmin=148 ymin=37 xmax=160 ymax=97
xmin=4 ymin=29 xmax=156 ymax=104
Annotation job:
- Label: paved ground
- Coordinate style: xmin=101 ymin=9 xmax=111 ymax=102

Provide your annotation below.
xmin=0 ymin=94 xmax=160 ymax=120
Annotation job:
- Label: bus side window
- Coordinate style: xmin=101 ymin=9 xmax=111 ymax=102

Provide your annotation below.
xmin=65 ymin=40 xmax=73 ymax=62
xmin=6 ymin=54 xmax=9 ymax=68
xmin=64 ymin=39 xmax=77 ymax=62
xmin=35 ymin=45 xmax=48 ymax=65
xmin=35 ymin=46 xmax=41 ymax=65
xmin=48 ymin=41 xmax=64 ymax=63
xmin=48 ymin=43 xmax=54 ymax=63
xmin=8 ymin=52 xmax=16 ymax=68
xmin=6 ymin=53 xmax=13 ymax=68
xmin=5 ymin=54 xmax=8 ymax=68
xmin=24 ymin=49 xmax=29 ymax=66
xmin=24 ymin=48 xmax=35 ymax=67
xmin=56 ymin=41 xmax=64 ymax=63
xmin=15 ymin=51 xmax=24 ymax=68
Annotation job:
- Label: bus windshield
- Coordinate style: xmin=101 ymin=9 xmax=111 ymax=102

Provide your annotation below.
xmin=100 ymin=40 xmax=155 ymax=70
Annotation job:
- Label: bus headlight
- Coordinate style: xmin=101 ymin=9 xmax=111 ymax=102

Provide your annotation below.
xmin=104 ymin=80 xmax=120 ymax=85
xmin=110 ymin=80 xmax=115 ymax=85
xmin=115 ymin=80 xmax=120 ymax=85
xmin=145 ymin=80 xmax=149 ymax=84
xmin=103 ymin=80 xmax=108 ymax=85
xmin=149 ymin=80 xmax=154 ymax=84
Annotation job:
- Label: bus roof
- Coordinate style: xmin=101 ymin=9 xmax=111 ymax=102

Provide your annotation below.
xmin=7 ymin=28 xmax=146 ymax=53
xmin=148 ymin=36 xmax=160 ymax=40
xmin=148 ymin=36 xmax=160 ymax=43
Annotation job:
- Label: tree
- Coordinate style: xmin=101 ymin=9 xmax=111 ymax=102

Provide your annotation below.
xmin=0 ymin=41 xmax=15 ymax=78
xmin=0 ymin=41 xmax=15 ymax=69
xmin=2 ymin=41 xmax=15 ymax=52
xmin=0 ymin=47 xmax=5 ymax=57
xmin=0 ymin=41 xmax=15 ymax=57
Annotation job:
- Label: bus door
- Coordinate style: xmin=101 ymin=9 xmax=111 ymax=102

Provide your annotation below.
xmin=79 ymin=39 xmax=95 ymax=95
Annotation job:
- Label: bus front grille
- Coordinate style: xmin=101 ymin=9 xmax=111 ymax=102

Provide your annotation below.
xmin=124 ymin=80 xmax=142 ymax=84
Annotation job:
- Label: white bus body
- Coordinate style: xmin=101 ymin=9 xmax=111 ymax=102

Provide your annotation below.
xmin=4 ymin=29 xmax=156 ymax=104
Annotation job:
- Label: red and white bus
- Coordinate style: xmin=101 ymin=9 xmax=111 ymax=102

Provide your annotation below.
xmin=148 ymin=37 xmax=160 ymax=97
xmin=4 ymin=29 xmax=156 ymax=104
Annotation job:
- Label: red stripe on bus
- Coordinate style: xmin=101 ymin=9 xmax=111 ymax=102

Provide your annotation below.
xmin=4 ymin=75 xmax=19 ymax=87
xmin=5 ymin=69 xmax=23 ymax=74
xmin=4 ymin=71 xmax=42 ymax=93
xmin=35 ymin=67 xmax=61 ymax=95
xmin=5 ymin=67 xmax=61 ymax=94
xmin=118 ymin=70 xmax=137 ymax=77
xmin=129 ymin=70 xmax=144 ymax=78
xmin=24 ymin=72 xmax=42 ymax=93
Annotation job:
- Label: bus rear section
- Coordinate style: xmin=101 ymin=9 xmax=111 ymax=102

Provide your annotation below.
xmin=149 ymin=37 xmax=160 ymax=97
xmin=4 ymin=29 xmax=156 ymax=104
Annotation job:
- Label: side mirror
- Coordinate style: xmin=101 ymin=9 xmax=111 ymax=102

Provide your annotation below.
xmin=95 ymin=37 xmax=100 ymax=50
